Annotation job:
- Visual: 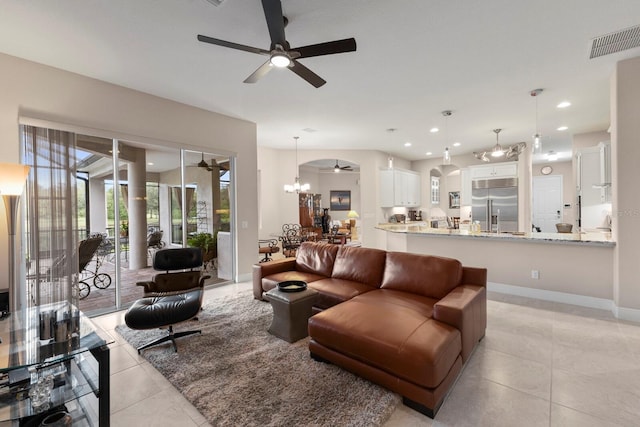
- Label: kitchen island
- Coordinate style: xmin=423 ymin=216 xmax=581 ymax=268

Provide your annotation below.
xmin=375 ymin=223 xmax=615 ymax=311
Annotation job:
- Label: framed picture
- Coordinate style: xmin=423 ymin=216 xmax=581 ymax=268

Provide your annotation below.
xmin=449 ymin=191 xmax=460 ymax=209
xmin=330 ymin=190 xmax=351 ymax=211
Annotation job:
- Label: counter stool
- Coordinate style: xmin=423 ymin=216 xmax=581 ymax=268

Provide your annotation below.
xmin=265 ymin=286 xmax=318 ymax=343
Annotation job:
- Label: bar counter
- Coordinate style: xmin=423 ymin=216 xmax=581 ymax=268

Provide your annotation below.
xmin=375 ymin=223 xmax=615 ymax=247
xmin=375 ymin=223 xmax=615 ymax=304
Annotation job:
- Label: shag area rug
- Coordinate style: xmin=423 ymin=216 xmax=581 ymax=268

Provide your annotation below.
xmin=115 ymin=291 xmax=400 ymax=426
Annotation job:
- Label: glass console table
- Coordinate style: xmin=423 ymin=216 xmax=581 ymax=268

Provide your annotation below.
xmin=0 ymin=302 xmax=112 ymax=426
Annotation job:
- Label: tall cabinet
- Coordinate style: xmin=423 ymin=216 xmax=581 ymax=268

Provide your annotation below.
xmin=299 ymin=193 xmax=323 ymax=232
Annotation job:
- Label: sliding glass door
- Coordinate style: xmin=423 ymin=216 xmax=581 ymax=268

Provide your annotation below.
xmin=21 ymin=125 xmax=235 ymax=316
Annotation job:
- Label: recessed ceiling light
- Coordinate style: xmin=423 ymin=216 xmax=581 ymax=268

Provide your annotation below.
xmin=147 ymin=162 xmax=154 ymax=166
xmin=557 ymin=126 xmax=569 ymax=131
xmin=404 ymin=142 xmax=412 ymax=147
xmin=426 ymin=151 xmax=433 ymax=156
xmin=557 ymin=101 xmax=571 ymax=108
xmin=453 ymin=142 xmax=461 ymax=147
xmin=430 ymin=127 xmax=439 ymax=133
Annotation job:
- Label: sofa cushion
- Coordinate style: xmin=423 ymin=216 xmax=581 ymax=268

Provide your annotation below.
xmin=308 ymin=278 xmax=376 ymax=309
xmin=331 ymin=245 xmax=387 ymax=287
xmin=309 ymin=292 xmax=461 ymax=389
xmin=381 ymin=252 xmax=462 ymax=299
xmin=295 ymin=242 xmax=339 ymax=277
xmin=352 ymin=288 xmax=438 ymax=318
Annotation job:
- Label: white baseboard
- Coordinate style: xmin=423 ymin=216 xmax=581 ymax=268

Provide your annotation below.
xmin=488 ymin=282 xmax=640 ymax=323
xmin=613 ymin=306 xmax=640 ymax=323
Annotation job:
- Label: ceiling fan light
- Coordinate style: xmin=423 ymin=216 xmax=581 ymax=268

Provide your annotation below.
xmin=270 ymin=53 xmax=291 ymax=68
xmin=491 ymin=144 xmax=504 ymax=157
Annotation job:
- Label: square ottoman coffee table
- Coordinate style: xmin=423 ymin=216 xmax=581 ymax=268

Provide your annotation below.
xmin=265 ymin=285 xmax=318 ymax=343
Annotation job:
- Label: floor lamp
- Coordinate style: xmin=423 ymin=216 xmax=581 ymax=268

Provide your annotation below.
xmin=347 ymin=210 xmax=359 ymax=241
xmin=0 ymin=163 xmax=31 ymax=314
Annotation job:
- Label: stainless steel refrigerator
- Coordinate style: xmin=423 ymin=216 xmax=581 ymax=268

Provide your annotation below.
xmin=471 ymin=178 xmax=518 ymax=232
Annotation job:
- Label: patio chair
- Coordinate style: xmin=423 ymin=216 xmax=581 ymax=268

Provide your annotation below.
xmin=147 ymin=230 xmax=166 ymax=258
xmin=77 ymin=235 xmax=112 ymax=299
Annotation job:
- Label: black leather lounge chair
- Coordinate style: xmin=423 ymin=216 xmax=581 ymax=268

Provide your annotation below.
xmin=124 ymin=247 xmax=210 ymax=353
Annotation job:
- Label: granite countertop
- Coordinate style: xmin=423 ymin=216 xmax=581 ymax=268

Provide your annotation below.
xmin=376 ymin=223 xmax=615 ymax=247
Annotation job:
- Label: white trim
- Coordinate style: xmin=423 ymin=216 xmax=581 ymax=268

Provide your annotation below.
xmin=488 ymin=282 xmax=613 ymax=311
xmin=489 ymin=282 xmax=640 ymax=323
xmin=613 ymin=305 xmax=640 ymax=323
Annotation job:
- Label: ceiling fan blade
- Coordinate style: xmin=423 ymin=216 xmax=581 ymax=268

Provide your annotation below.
xmin=289 ymin=60 xmax=326 ymax=88
xmin=197 ymin=34 xmax=269 ymax=56
xmin=261 ymin=0 xmax=287 ymax=48
xmin=294 ymin=38 xmax=357 ymax=59
xmin=244 ymin=60 xmax=273 ymax=83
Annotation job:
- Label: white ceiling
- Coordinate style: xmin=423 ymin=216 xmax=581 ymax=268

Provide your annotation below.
xmin=1 ymin=0 xmax=639 ymax=164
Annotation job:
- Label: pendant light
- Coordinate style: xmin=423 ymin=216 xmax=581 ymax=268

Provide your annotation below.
xmin=284 ymin=136 xmax=310 ymax=193
xmin=443 ymin=147 xmax=451 ymax=165
xmin=531 ymin=88 xmax=543 ymax=154
xmin=491 ymin=128 xmax=505 ymax=157
xmin=442 ymin=110 xmax=452 ymax=165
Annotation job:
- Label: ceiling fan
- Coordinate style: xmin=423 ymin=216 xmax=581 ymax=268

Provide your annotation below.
xmin=197 ymin=0 xmax=357 ymax=88
xmin=195 ymin=154 xmax=230 ymax=174
xmin=333 ymin=160 xmax=352 ymax=172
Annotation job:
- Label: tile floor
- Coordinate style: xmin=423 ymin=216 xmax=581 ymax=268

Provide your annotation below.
xmin=94 ymin=282 xmax=640 ymax=427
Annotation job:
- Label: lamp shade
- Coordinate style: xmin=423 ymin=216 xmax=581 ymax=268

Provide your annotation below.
xmin=347 ymin=210 xmax=359 ymax=219
xmin=0 ymin=163 xmax=30 ymax=195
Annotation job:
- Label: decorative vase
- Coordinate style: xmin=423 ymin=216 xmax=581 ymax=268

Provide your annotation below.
xmin=40 ymin=410 xmax=72 ymax=427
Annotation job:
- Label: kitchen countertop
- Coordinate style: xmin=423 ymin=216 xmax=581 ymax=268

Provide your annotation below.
xmin=376 ymin=223 xmax=615 ymax=247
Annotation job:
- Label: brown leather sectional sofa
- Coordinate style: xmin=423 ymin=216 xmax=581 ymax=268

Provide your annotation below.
xmin=252 ymin=242 xmax=487 ymax=418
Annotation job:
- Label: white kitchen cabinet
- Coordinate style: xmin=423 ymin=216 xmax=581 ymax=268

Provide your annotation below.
xmin=460 ymin=168 xmax=471 ymax=206
xmin=469 ymin=162 xmax=517 ymax=180
xmin=379 ymin=168 xmax=421 ymax=207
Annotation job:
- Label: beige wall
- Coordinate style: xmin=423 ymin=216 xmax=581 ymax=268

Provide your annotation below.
xmin=611 ymin=56 xmax=640 ymax=314
xmin=299 ymin=166 xmax=361 ymax=223
xmin=257 ymin=148 xmax=391 ymax=249
xmin=394 ymin=232 xmax=614 ymax=301
xmin=0 ymin=52 xmax=258 ymax=286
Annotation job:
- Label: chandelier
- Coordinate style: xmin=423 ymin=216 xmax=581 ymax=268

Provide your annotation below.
xmin=473 ymin=129 xmax=526 ymax=162
xmin=284 ymin=136 xmax=310 ymax=193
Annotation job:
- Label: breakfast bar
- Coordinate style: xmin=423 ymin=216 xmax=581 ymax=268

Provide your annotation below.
xmin=376 ymin=224 xmax=615 ymax=307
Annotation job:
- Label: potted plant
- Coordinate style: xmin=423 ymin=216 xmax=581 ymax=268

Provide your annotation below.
xmin=187 ymin=232 xmax=217 ymax=263
xmin=120 ymin=221 xmax=129 ymax=237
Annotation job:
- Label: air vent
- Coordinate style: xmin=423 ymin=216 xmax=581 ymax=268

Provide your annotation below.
xmin=589 ymin=24 xmax=640 ymax=59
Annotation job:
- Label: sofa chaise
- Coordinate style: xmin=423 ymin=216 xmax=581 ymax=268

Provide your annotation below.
xmin=252 ymin=241 xmax=487 ymax=417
